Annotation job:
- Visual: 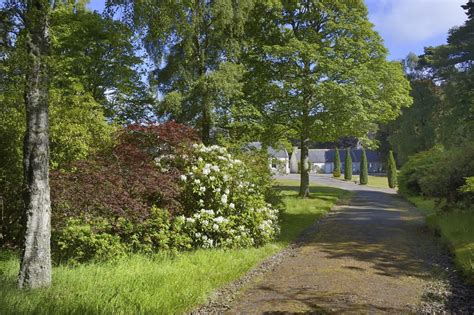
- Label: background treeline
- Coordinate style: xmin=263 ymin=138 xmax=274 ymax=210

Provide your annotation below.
xmin=380 ymin=1 xmax=474 ymax=210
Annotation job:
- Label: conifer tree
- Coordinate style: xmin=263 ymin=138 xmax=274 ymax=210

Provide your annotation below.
xmin=333 ymin=148 xmax=341 ymax=177
xmin=387 ymin=150 xmax=397 ymax=188
xmin=344 ymin=148 xmax=352 ymax=181
xmin=360 ymin=149 xmax=368 ymax=185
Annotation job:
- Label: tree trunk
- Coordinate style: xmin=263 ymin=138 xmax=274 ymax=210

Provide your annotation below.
xmin=299 ymin=113 xmax=310 ymax=197
xmin=201 ymin=99 xmax=211 ymax=145
xmin=299 ymin=137 xmax=310 ymax=197
xmin=18 ymin=0 xmax=52 ymax=289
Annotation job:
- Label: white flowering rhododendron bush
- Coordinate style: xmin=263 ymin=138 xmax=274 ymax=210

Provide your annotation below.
xmin=176 ymin=144 xmax=280 ymax=248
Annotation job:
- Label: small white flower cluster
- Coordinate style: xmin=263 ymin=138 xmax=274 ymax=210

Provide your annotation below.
xmin=178 ymin=143 xmax=280 ymax=249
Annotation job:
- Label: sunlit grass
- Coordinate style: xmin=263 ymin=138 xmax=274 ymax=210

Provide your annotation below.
xmin=336 ymin=175 xmax=391 ymax=189
xmin=408 ymin=196 xmax=474 ymax=284
xmin=0 ymin=181 xmax=349 ymax=314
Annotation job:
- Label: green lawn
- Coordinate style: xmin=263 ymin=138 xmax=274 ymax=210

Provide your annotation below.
xmin=408 ymin=196 xmax=474 ymax=284
xmin=0 ymin=181 xmax=350 ymax=315
xmin=337 ymin=175 xmax=391 ymax=189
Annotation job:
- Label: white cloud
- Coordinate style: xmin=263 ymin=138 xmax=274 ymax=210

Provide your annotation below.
xmin=367 ymin=0 xmax=467 ymax=43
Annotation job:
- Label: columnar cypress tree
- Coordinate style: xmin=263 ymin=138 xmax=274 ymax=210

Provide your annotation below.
xmin=360 ymin=149 xmax=368 ymax=185
xmin=333 ymin=148 xmax=341 ymax=177
xmin=387 ymin=150 xmax=397 ymax=188
xmin=344 ymin=148 xmax=352 ymax=181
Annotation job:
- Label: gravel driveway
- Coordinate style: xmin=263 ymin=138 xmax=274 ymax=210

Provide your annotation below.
xmin=195 ymin=175 xmax=474 ymax=314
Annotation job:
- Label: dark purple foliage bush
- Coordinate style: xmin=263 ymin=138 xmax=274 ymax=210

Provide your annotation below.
xmin=50 ymin=121 xmax=199 ymax=229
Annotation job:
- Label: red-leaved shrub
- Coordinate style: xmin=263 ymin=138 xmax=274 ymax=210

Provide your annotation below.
xmin=50 ymin=121 xmax=199 ymax=229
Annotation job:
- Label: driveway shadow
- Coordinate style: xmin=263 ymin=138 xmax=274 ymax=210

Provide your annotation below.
xmin=307 ymin=190 xmax=433 ymax=279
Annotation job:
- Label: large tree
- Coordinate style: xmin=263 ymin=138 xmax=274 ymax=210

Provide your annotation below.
xmin=387 ymin=1 xmax=473 ymax=164
xmin=52 ymin=2 xmax=154 ymax=124
xmin=388 ymin=78 xmax=440 ymax=164
xmin=108 ymin=0 xmax=255 ymax=144
xmin=421 ymin=0 xmax=474 ymax=147
xmin=248 ymin=0 xmax=412 ymax=197
xmin=18 ymin=0 xmax=52 ymax=289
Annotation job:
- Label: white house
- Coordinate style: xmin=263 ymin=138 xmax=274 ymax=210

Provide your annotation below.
xmin=290 ymin=148 xmax=383 ymax=174
xmin=247 ymin=142 xmax=290 ymax=174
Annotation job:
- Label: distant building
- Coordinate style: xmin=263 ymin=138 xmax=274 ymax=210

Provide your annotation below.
xmin=290 ymin=148 xmax=383 ymax=174
xmin=247 ymin=142 xmax=290 ymax=174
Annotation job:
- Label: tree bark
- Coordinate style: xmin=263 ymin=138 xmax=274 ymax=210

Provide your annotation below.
xmin=299 ymin=112 xmax=310 ymax=198
xmin=18 ymin=0 xmax=52 ymax=289
xmin=201 ymin=97 xmax=211 ymax=145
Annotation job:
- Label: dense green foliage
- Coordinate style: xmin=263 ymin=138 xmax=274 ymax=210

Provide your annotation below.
xmin=387 ymin=150 xmax=397 ymax=188
xmin=398 ymin=143 xmax=474 ymax=209
xmin=359 ymin=149 xmax=368 ymax=185
xmin=0 ymin=182 xmax=349 ymax=314
xmin=344 ymin=148 xmax=353 ymax=181
xmin=54 ymin=208 xmax=194 ymax=264
xmin=388 ymin=79 xmax=440 ymax=164
xmin=333 ymin=148 xmax=341 ymax=178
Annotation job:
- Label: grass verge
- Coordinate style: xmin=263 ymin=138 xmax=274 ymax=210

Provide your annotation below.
xmin=336 ymin=175 xmax=391 ymax=189
xmin=408 ymin=196 xmax=474 ymax=284
xmin=0 ymin=181 xmax=350 ymax=314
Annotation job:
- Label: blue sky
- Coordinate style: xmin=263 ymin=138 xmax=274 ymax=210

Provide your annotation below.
xmin=87 ymin=0 xmax=467 ymax=60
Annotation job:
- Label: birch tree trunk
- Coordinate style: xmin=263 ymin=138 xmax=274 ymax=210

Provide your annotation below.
xmin=18 ymin=0 xmax=52 ymax=289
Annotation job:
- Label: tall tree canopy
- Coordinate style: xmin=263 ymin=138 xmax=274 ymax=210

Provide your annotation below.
xmin=108 ymin=0 xmax=255 ymax=144
xmin=388 ymin=78 xmax=440 ymax=164
xmin=246 ymin=0 xmax=412 ymax=196
xmin=421 ymin=0 xmax=474 ymax=147
xmin=387 ymin=1 xmax=473 ymax=164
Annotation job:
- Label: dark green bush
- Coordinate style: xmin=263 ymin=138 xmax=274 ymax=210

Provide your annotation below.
xmin=398 ymin=143 xmax=474 ymax=209
xmin=344 ymin=148 xmax=352 ymax=181
xmin=333 ymin=148 xmax=341 ymax=178
xmin=360 ymin=149 xmax=368 ymax=185
xmin=398 ymin=148 xmax=443 ymax=196
xmin=53 ymin=207 xmax=193 ymax=264
xmin=387 ymin=150 xmax=397 ymax=188
xmin=54 ymin=218 xmax=128 ymax=264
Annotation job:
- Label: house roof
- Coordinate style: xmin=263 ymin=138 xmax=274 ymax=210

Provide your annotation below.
xmin=247 ymin=142 xmax=289 ymax=159
xmin=292 ymin=149 xmax=381 ymax=163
